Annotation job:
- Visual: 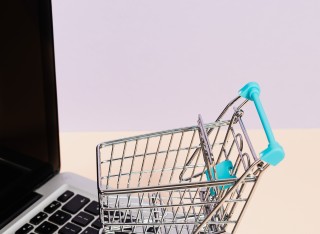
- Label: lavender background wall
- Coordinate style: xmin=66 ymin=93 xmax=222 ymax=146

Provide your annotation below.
xmin=52 ymin=0 xmax=320 ymax=132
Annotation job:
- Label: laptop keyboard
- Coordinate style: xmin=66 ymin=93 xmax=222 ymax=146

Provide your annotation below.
xmin=15 ymin=190 xmax=101 ymax=234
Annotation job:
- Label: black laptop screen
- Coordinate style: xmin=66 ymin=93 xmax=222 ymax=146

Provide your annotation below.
xmin=0 ymin=0 xmax=60 ymax=224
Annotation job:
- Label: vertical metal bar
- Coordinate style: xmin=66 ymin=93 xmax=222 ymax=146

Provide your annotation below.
xmin=117 ymin=142 xmax=127 ymax=189
xmin=127 ymin=140 xmax=139 ymax=188
xmin=179 ymin=130 xmax=196 ymax=181
xmin=124 ymin=140 xmax=139 ymax=231
xmin=158 ymin=134 xmax=174 ymax=185
xmin=238 ymin=117 xmax=259 ymax=161
xmin=216 ymin=114 xmax=237 ymax=164
xmin=169 ymin=132 xmax=185 ymax=183
xmin=198 ymin=115 xmax=215 ymax=181
xmin=159 ymin=132 xmax=185 ymax=233
xmin=136 ymin=138 xmax=150 ymax=231
xmin=154 ymin=134 xmax=174 ymax=232
xmin=107 ymin=145 xmax=114 ymax=188
xmin=147 ymin=135 xmax=163 ymax=186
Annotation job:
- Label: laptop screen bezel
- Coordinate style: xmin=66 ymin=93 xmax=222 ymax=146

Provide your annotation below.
xmin=0 ymin=0 xmax=60 ymax=226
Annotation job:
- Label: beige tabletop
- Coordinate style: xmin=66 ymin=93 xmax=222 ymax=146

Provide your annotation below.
xmin=60 ymin=129 xmax=319 ymax=234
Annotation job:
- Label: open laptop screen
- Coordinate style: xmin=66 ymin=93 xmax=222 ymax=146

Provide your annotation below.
xmin=0 ymin=0 xmax=60 ymax=225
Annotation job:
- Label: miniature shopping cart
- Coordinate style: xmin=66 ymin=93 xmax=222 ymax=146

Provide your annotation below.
xmin=96 ymin=82 xmax=285 ymax=234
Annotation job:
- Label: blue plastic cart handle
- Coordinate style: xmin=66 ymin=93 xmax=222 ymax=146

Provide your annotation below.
xmin=239 ymin=82 xmax=285 ymax=166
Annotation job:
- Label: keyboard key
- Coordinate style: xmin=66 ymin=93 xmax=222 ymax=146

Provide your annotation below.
xmin=62 ymin=195 xmax=90 ymax=214
xmin=84 ymin=201 xmax=99 ymax=216
xmin=59 ymin=222 xmax=82 ymax=234
xmin=35 ymin=221 xmax=58 ymax=234
xmin=123 ymin=217 xmax=135 ymax=223
xmin=44 ymin=201 xmax=61 ymax=214
xmin=49 ymin=210 xmax=71 ymax=225
xmin=15 ymin=223 xmax=33 ymax=234
xmin=30 ymin=212 xmax=48 ymax=225
xmin=72 ymin=212 xmax=94 ymax=227
xmin=80 ymin=227 xmax=99 ymax=234
xmin=58 ymin=190 xmax=75 ymax=202
xmin=147 ymin=227 xmax=159 ymax=233
xmin=91 ymin=218 xmax=102 ymax=229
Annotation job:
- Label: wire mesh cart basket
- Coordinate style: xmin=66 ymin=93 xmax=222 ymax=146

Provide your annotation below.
xmin=96 ymin=82 xmax=285 ymax=234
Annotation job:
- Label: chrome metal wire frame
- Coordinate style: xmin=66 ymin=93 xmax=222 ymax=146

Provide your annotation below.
xmin=96 ymin=96 xmax=268 ymax=234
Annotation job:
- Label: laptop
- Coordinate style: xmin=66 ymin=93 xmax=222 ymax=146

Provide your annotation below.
xmin=0 ymin=0 xmax=102 ymax=233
